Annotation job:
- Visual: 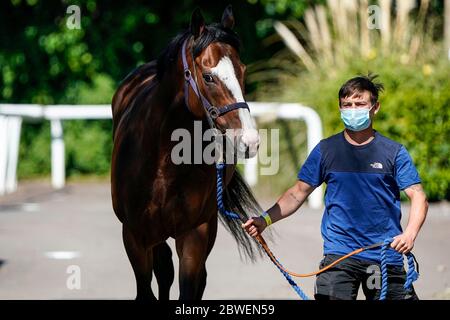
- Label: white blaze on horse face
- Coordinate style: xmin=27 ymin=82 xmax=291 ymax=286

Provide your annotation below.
xmin=210 ymin=56 xmax=259 ymax=157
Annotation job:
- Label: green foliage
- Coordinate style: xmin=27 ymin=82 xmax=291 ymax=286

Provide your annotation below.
xmin=248 ymin=0 xmax=323 ymax=37
xmin=249 ymin=0 xmax=323 ymax=17
xmin=64 ymin=120 xmax=112 ymax=177
xmin=18 ymin=122 xmax=51 ymax=178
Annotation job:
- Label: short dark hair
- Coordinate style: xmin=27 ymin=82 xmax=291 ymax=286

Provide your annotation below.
xmin=339 ymin=73 xmax=385 ymax=106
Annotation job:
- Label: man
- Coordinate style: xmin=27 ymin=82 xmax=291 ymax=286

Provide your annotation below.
xmin=242 ymin=74 xmax=428 ymax=300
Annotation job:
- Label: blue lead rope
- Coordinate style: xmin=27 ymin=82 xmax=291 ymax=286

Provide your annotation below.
xmin=216 ymin=163 xmax=240 ymax=220
xmin=380 ymin=238 xmax=419 ymax=300
xmin=215 ymin=163 xmax=419 ymax=300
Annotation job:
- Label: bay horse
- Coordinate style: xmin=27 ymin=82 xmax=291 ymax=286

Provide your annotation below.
xmin=111 ymin=6 xmax=267 ymax=300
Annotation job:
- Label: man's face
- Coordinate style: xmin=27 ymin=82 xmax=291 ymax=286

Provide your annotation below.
xmin=339 ymin=91 xmax=380 ymax=117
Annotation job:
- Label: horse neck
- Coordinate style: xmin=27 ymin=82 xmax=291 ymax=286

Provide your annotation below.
xmin=137 ymin=62 xmax=190 ymax=147
xmin=149 ymin=53 xmax=210 ymax=132
xmin=140 ymin=62 xmax=216 ymax=170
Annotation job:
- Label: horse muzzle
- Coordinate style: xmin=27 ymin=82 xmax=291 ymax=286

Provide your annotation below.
xmin=237 ymin=128 xmax=260 ymax=159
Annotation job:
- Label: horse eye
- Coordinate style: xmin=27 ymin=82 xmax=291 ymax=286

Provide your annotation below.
xmin=203 ymin=74 xmax=214 ymax=83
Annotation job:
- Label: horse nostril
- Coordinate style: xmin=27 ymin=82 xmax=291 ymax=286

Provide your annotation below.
xmin=234 ymin=129 xmax=260 ymax=159
xmin=241 ymin=138 xmax=259 ymax=159
xmin=243 ymin=144 xmax=259 ymax=159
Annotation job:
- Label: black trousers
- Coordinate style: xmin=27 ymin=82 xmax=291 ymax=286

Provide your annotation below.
xmin=314 ymin=254 xmax=419 ymax=300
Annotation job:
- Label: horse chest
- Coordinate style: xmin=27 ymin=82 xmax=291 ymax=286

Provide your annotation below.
xmin=148 ymin=167 xmax=216 ymax=236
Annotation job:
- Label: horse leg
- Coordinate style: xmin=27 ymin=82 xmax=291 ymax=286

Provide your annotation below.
xmin=176 ymin=221 xmax=211 ymax=300
xmin=195 ymin=212 xmax=218 ymax=299
xmin=122 ymin=225 xmax=156 ymax=301
xmin=153 ymin=241 xmax=174 ymax=300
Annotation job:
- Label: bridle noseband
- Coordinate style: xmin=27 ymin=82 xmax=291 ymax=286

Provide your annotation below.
xmin=181 ymin=37 xmax=250 ymax=130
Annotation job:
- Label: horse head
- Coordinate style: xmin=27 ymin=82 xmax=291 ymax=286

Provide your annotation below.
xmin=181 ymin=5 xmax=260 ymax=159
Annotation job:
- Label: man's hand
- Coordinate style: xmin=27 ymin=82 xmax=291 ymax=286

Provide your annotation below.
xmin=390 ymin=232 xmax=415 ymax=254
xmin=242 ymin=217 xmax=267 ymax=238
xmin=390 ymin=183 xmax=428 ymax=254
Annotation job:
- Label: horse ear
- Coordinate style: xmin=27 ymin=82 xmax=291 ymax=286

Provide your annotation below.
xmin=190 ymin=8 xmax=205 ymax=39
xmin=221 ymin=5 xmax=235 ymax=29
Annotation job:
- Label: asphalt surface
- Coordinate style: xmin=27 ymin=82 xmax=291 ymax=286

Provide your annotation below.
xmin=0 ymin=181 xmax=449 ymax=300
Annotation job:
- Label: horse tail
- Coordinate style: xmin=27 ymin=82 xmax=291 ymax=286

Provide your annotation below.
xmin=220 ymin=168 xmax=274 ymax=263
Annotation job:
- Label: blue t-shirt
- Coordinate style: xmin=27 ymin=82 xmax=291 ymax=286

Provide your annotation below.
xmin=298 ymin=131 xmax=421 ymax=265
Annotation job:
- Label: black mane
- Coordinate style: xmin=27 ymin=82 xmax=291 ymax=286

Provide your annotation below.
xmin=156 ymin=23 xmax=241 ymax=79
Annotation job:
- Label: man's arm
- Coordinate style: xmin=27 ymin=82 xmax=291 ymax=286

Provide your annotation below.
xmin=242 ymin=180 xmax=316 ymax=237
xmin=391 ymin=183 xmax=428 ymax=253
xmin=266 ymin=180 xmax=316 ymax=224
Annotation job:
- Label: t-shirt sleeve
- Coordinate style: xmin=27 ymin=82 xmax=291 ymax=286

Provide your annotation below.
xmin=297 ymin=143 xmax=323 ymax=187
xmin=394 ymin=145 xmax=421 ymax=190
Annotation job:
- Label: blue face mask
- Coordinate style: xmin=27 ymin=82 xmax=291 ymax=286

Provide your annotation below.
xmin=340 ymin=107 xmax=372 ymax=131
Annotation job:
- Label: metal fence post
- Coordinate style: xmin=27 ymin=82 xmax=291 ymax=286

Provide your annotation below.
xmin=6 ymin=117 xmax=22 ymax=193
xmin=0 ymin=115 xmax=8 ymax=195
xmin=50 ymin=119 xmax=65 ymax=189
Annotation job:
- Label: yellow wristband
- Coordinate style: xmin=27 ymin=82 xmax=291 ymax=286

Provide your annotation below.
xmin=261 ymin=211 xmax=272 ymax=227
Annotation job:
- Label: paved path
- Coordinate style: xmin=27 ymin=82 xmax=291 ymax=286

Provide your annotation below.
xmin=0 ymin=182 xmax=449 ymax=299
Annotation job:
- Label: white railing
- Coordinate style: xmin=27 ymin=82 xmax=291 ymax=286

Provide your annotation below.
xmin=0 ymin=104 xmax=111 ymax=192
xmin=0 ymin=103 xmax=323 ymax=208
